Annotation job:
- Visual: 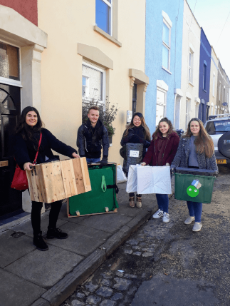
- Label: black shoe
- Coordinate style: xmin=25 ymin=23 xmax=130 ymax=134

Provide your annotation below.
xmin=33 ymin=232 xmax=49 ymax=251
xmin=46 ymin=228 xmax=68 ymax=239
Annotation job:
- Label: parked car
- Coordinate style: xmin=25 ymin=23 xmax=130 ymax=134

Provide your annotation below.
xmin=204 ymin=114 xmax=230 ymax=165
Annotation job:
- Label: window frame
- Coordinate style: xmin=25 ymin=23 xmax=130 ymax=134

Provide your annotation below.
xmin=0 ymin=39 xmax=22 ymax=87
xmin=82 ymin=61 xmax=106 ymax=105
xmin=188 ymin=50 xmax=194 ymax=84
xmin=156 ymin=87 xmax=167 ymax=125
xmin=162 ymin=19 xmax=171 ymax=71
xmin=95 ymin=0 xmax=113 ymax=36
xmin=212 ymin=73 xmax=215 ymax=97
xmin=203 ymin=62 xmax=207 ymax=91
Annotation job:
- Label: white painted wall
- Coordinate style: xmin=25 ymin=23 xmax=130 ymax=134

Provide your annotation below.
xmin=180 ymin=0 xmax=201 ymax=131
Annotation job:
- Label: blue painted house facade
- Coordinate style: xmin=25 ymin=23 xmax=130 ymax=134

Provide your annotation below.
xmin=199 ymin=28 xmax=211 ymax=123
xmin=145 ymin=0 xmax=184 ymax=134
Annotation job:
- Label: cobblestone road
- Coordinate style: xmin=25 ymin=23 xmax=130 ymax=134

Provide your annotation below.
xmin=62 ymin=166 xmax=230 ymax=306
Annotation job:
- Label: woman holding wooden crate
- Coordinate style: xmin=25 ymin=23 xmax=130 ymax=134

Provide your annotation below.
xmin=14 ymin=106 xmax=79 ymax=251
xmin=171 ymin=118 xmax=218 ymax=232
xmin=141 ymin=117 xmax=180 ymax=223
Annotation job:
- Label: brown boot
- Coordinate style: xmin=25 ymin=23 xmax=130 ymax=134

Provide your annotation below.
xmin=136 ymin=196 xmax=142 ymax=208
xmin=129 ymin=196 xmax=135 ymax=208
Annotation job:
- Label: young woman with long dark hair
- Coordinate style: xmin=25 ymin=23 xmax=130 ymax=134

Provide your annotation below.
xmin=14 ymin=106 xmax=79 ymax=251
xmin=171 ymin=118 xmax=217 ymax=231
xmin=141 ymin=117 xmax=180 ymax=222
xmin=121 ymin=112 xmax=151 ymax=208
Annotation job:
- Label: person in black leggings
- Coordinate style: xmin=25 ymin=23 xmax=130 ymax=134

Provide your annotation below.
xmin=14 ymin=106 xmax=79 ymax=251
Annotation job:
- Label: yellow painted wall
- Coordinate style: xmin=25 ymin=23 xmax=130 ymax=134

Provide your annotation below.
xmin=38 ymin=0 xmax=146 ymax=164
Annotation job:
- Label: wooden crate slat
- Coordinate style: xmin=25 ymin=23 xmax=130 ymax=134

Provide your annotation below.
xmin=26 ymin=169 xmax=36 ymax=201
xmin=60 ymin=159 xmax=78 ymax=198
xmin=72 ymin=158 xmax=85 ymax=195
xmin=80 ymin=157 xmax=91 ymax=193
xmin=42 ymin=162 xmax=66 ymax=203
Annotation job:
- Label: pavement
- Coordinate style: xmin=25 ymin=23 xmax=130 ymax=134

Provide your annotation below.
xmin=61 ymin=166 xmax=230 ymax=306
xmin=0 ymin=182 xmax=159 ymax=306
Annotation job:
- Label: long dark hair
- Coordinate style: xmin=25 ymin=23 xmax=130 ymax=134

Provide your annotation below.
xmin=152 ymin=117 xmax=173 ymax=139
xmin=124 ymin=112 xmax=151 ymax=141
xmin=16 ymin=106 xmax=43 ymax=144
xmin=184 ymin=118 xmax=214 ymax=158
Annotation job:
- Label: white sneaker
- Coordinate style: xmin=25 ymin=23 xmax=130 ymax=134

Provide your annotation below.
xmin=163 ymin=212 xmax=170 ymax=223
xmin=184 ymin=216 xmax=195 ymax=225
xmin=152 ymin=209 xmax=163 ymax=219
xmin=192 ymin=222 xmax=202 ymax=232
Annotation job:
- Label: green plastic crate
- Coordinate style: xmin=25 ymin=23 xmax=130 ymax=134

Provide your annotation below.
xmin=174 ymin=173 xmax=216 ymax=204
xmin=68 ymin=164 xmax=118 ymax=217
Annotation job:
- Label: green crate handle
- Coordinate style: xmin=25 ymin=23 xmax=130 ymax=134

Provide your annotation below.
xmin=101 ymin=175 xmax=107 ymax=192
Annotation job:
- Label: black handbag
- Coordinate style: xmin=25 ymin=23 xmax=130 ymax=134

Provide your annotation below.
xmin=119 ymin=146 xmax=126 ymax=158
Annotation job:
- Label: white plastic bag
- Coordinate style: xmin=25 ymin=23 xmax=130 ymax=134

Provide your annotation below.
xmin=117 ymin=165 xmax=127 ymax=183
xmin=137 ymin=166 xmax=172 ymax=195
xmin=126 ymin=165 xmax=140 ymax=193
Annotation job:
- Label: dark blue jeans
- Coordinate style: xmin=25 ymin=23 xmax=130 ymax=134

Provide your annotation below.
xmin=156 ymin=194 xmax=169 ymax=213
xmin=86 ymin=157 xmax=100 ymax=164
xmin=187 ymin=201 xmax=202 ymax=222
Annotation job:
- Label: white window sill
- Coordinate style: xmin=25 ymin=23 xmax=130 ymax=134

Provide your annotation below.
xmin=94 ymin=26 xmax=122 ymax=47
xmin=162 ymin=67 xmax=172 ymax=75
xmin=189 ymin=82 xmax=194 ymax=87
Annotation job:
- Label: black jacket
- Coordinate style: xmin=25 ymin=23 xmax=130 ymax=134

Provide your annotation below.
xmin=120 ymin=126 xmax=150 ymax=151
xmin=14 ymin=128 xmax=77 ymax=170
xmin=77 ymin=119 xmax=109 ymax=159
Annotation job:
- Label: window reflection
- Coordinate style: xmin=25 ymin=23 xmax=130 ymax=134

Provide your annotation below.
xmin=0 ymin=42 xmax=20 ymax=81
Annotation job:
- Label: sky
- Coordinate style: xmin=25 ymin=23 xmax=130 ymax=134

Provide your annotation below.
xmin=187 ymin=0 xmax=230 ymax=77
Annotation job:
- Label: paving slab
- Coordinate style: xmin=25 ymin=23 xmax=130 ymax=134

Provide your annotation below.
xmin=0 ymin=182 xmax=157 ymax=306
xmin=79 ymin=213 xmax=132 ymax=233
xmin=0 ymin=269 xmax=46 ymax=306
xmin=45 ymin=222 xmax=111 ymax=256
xmin=6 ymin=244 xmax=83 ymax=288
xmin=0 ymin=230 xmax=35 ymax=268
xmin=12 ymin=214 xmax=68 ymax=238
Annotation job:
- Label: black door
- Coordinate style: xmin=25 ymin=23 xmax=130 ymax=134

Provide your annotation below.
xmin=132 ymin=84 xmax=137 ymax=114
xmin=0 ymin=84 xmax=22 ymax=217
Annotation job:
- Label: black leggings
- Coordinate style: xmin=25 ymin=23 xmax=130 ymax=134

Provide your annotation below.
xmin=31 ymin=200 xmax=62 ymax=235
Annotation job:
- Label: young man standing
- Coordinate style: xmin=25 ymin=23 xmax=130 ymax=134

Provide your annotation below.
xmin=77 ymin=106 xmax=109 ymax=164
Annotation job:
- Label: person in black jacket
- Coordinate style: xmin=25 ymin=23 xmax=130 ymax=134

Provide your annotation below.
xmin=14 ymin=106 xmax=80 ymax=251
xmin=121 ymin=112 xmax=151 ymax=208
xmin=77 ymin=106 xmax=109 ymax=165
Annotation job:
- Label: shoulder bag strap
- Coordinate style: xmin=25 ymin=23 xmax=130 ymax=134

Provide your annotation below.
xmin=33 ymin=132 xmax=42 ymax=165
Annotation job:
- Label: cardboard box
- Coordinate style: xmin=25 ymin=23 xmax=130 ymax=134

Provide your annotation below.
xmin=26 ymin=157 xmax=91 ymax=203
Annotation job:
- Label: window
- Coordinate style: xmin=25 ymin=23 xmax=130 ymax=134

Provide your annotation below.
xmin=162 ymin=21 xmax=171 ymax=70
xmin=203 ymin=62 xmax=207 ymax=91
xmin=219 ymin=83 xmax=221 ymax=101
xmin=186 ymin=99 xmax=191 ymax=127
xmin=188 ymin=50 xmax=193 ymax=83
xmin=96 ymin=0 xmax=112 ymax=35
xmin=223 ymin=87 xmax=226 ymax=102
xmin=0 ymin=42 xmax=20 ymax=81
xmin=156 ymin=89 xmax=166 ymax=126
xmin=82 ymin=62 xmax=105 ymax=104
xmin=82 ymin=76 xmax=89 ymax=98
xmin=213 ymin=74 xmax=215 ymax=97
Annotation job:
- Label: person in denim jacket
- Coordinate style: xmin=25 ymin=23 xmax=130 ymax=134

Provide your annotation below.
xmin=171 ymin=118 xmax=218 ymax=232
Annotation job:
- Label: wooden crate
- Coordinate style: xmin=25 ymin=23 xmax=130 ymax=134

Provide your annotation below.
xmin=26 ymin=157 xmax=91 ymax=203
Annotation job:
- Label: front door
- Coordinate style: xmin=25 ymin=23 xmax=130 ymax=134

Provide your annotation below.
xmin=0 ymin=84 xmax=21 ymax=217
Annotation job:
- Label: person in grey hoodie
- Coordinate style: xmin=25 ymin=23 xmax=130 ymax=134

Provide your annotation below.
xmin=171 ymin=118 xmax=218 ymax=232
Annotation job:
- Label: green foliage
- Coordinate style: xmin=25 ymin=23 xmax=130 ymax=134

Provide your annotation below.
xmin=82 ymin=98 xmax=118 ymax=136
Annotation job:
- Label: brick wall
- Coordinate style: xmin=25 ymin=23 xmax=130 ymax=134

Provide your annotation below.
xmin=0 ymin=0 xmax=37 ymax=25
